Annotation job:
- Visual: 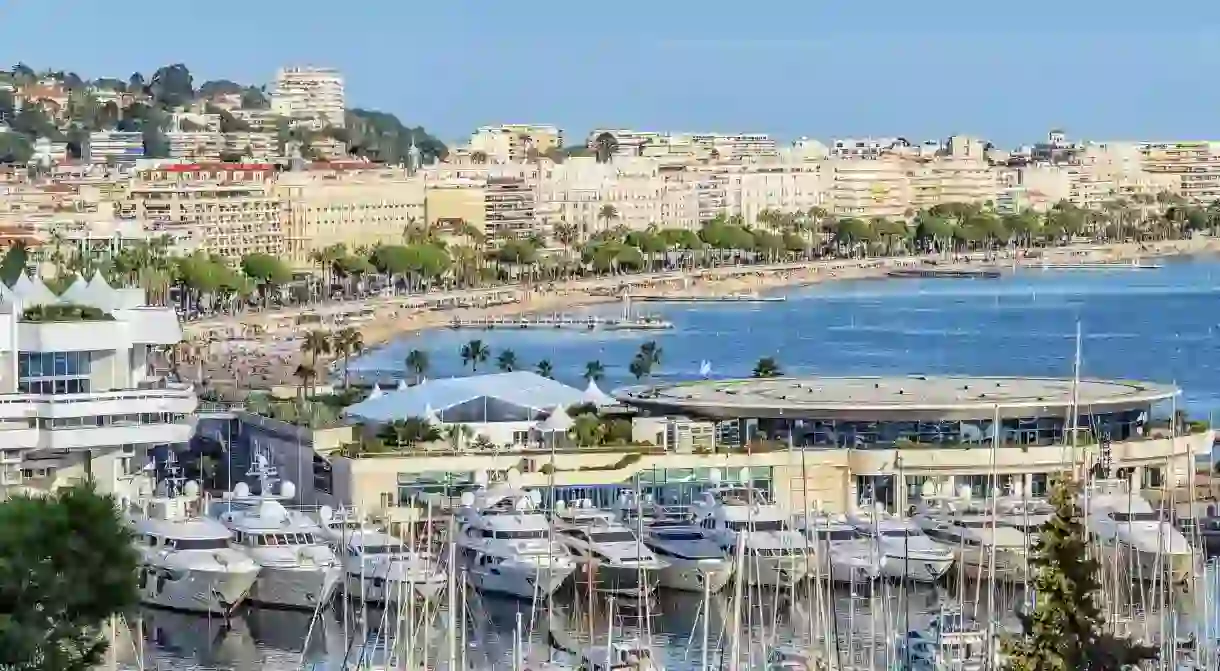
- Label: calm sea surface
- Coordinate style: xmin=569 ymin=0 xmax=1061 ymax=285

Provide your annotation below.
xmin=140 ymin=257 xmax=1220 ymax=669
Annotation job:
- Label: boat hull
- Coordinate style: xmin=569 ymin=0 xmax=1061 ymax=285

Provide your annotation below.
xmin=250 ymin=564 xmax=342 ymax=609
xmin=1097 ymin=544 xmax=1201 ymax=584
xmin=655 ymin=557 xmax=734 ymax=593
xmin=138 ymin=564 xmax=260 ymax=615
xmin=571 ymin=562 xmax=662 ymax=596
xmin=736 ymin=553 xmax=809 ymax=587
xmin=466 ymin=559 xmax=575 ymax=600
xmin=879 ymin=554 xmax=954 ymax=582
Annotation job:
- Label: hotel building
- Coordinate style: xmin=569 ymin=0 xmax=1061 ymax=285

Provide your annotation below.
xmin=87 ymin=131 xmax=145 ymax=166
xmin=0 ymin=271 xmax=193 ymax=498
xmin=271 ymin=66 xmax=346 ymax=130
xmin=1137 ymin=141 xmax=1219 ymax=203
xmin=468 ymin=124 xmax=563 ymax=163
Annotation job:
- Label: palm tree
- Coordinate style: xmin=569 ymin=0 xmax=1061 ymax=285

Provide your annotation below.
xmin=300 ymin=329 xmax=332 ymax=397
xmin=444 ymin=424 xmax=474 ymax=454
xmin=537 ymin=359 xmax=554 ymax=379
xmin=293 ymin=363 xmax=317 ymax=402
xmin=598 ymin=204 xmax=619 ymax=233
xmin=332 ymin=326 xmax=364 ymax=388
xmin=405 ymin=349 xmax=430 ymax=383
xmin=583 ymin=360 xmax=605 ymax=382
xmin=496 ymin=349 xmax=518 ymax=372
xmin=628 ymin=354 xmax=650 ymax=381
xmin=459 ymin=339 xmax=490 ymax=372
xmin=638 ymin=341 xmax=662 ymax=367
xmin=752 ymin=357 xmax=783 ymax=378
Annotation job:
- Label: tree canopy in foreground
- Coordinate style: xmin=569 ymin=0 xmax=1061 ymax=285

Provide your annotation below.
xmin=0 ymin=484 xmax=139 ymax=671
xmin=1001 ymin=478 xmax=1157 ymax=671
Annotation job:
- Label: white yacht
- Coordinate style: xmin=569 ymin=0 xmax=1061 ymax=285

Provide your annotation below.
xmin=641 ymin=524 xmax=735 ymax=593
xmin=1084 ymin=479 xmax=1200 ymax=583
xmin=689 ymin=486 xmax=810 ymax=587
xmin=210 ymin=460 xmax=343 ymax=610
xmin=125 ymin=465 xmax=260 ymax=615
xmin=898 ymin=610 xmax=994 ymax=671
xmin=791 ymin=512 xmax=883 ymax=584
xmin=455 ymin=486 xmax=577 ymax=599
xmin=913 ymin=494 xmax=1032 ymax=582
xmin=314 ymin=506 xmax=381 ymax=547
xmin=551 ymin=500 xmax=669 ymax=596
xmin=846 ymin=508 xmax=954 ymax=582
xmin=339 ymin=528 xmax=447 ymax=603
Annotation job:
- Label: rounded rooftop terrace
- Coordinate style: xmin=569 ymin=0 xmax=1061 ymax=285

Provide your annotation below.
xmin=613 ymin=376 xmax=1179 ymax=422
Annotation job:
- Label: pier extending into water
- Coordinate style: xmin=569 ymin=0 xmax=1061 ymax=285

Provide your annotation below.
xmin=449 ymin=314 xmax=673 ymax=331
xmin=886 ymin=268 xmax=1002 ymax=279
xmin=626 ymin=294 xmax=786 ymax=303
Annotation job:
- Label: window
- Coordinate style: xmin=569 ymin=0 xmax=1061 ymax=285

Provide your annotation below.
xmin=18 ymin=351 xmax=90 ymax=395
xmin=166 ymin=537 xmax=229 ymax=551
xmin=589 ymin=531 xmax=638 ymax=543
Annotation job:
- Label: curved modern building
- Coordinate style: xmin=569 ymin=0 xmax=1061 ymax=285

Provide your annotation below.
xmin=614 ymin=375 xmax=1205 ymax=511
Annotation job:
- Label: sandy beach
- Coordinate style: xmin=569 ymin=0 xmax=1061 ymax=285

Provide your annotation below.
xmin=187 ymin=238 xmax=1220 ymax=395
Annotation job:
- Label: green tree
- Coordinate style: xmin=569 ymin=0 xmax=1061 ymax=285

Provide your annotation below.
xmin=584 ymin=360 xmax=605 ymax=382
xmin=404 ymin=349 xmax=430 ymax=383
xmin=0 ymin=242 xmax=30 ymax=286
xmin=460 ymin=339 xmax=490 ymax=372
xmin=537 ymin=359 xmax=554 ymax=378
xmin=0 ymin=133 xmax=32 ymax=165
xmin=496 ymin=349 xmax=518 ymax=372
xmin=239 ymin=252 xmax=291 ymax=306
xmin=1001 ymin=478 xmax=1157 ymax=671
xmin=148 ymin=63 xmax=194 ymax=108
xmin=752 ymin=356 xmax=783 ymax=378
xmin=0 ymin=484 xmax=138 ymax=671
xmin=378 ymin=417 xmax=442 ymax=448
xmin=628 ymin=354 xmax=650 ymax=381
xmin=300 ymin=330 xmax=332 ymax=398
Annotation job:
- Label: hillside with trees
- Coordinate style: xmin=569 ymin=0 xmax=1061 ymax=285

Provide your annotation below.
xmin=0 ymin=62 xmax=446 ymax=164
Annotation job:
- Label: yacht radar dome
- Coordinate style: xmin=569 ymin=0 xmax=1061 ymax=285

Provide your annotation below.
xmin=529 ymin=489 xmax=542 ymax=505
xmin=459 ymin=492 xmax=476 ymax=507
xmin=506 ymin=468 xmax=522 ymax=488
xmin=555 ymin=499 xmax=568 ymax=512
xmin=318 ymin=505 xmax=334 ymax=522
xmin=514 ymin=497 xmax=530 ymax=512
xmin=233 ymin=482 xmax=251 ymax=498
xmin=474 ymin=470 xmax=489 ymax=487
xmin=921 ymin=480 xmax=937 ymax=497
xmin=957 ymin=485 xmax=973 ymax=500
xmin=280 ymin=481 xmax=297 ymax=499
xmin=183 ymin=481 xmax=200 ymax=498
xmin=709 ymin=468 xmax=723 ymax=485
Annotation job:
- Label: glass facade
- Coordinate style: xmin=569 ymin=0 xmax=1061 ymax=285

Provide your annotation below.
xmin=18 ymin=351 xmax=91 ymax=395
xmin=755 ymin=410 xmax=1149 ymax=449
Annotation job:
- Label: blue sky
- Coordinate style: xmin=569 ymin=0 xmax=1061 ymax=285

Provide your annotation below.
xmin=4 ymin=0 xmax=1220 ymax=146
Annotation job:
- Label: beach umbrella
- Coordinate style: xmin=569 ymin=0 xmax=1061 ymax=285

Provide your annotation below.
xmin=368 ymin=384 xmax=383 ymax=399
xmin=397 ymin=379 xmax=408 ymax=391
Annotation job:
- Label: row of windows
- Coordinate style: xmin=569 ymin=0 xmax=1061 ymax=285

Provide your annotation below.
xmin=37 ymin=413 xmax=187 ymax=429
xmin=19 ymin=351 xmax=91 ymax=378
xmin=19 ymin=378 xmax=89 ymax=395
xmin=233 ymin=531 xmax=320 ymax=546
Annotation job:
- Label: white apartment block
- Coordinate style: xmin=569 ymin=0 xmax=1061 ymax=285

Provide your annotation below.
xmin=166 ymin=132 xmax=224 ymax=162
xmin=908 ymin=157 xmax=999 ymax=210
xmin=0 ymin=272 xmax=193 ymax=496
xmin=585 ymin=130 xmax=778 ymax=162
xmin=691 ymin=162 xmax=828 ymax=224
xmin=1139 ymin=141 xmax=1220 ymax=203
xmin=223 ymin=132 xmax=278 ymax=160
xmin=827 ymin=157 xmax=911 ymax=220
xmin=170 ymin=112 xmax=221 ymax=133
xmin=271 ymin=66 xmax=346 ymax=130
xmin=831 ymin=137 xmax=902 ymax=159
xmin=88 ymin=131 xmax=144 ymax=165
xmin=29 ymin=137 xmax=68 ymax=166
xmin=538 ymin=157 xmax=668 ymax=235
xmin=230 ymin=109 xmax=280 ymax=133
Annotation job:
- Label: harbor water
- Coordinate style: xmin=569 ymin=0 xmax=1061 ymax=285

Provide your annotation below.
xmin=142 ymin=256 xmax=1220 ymax=669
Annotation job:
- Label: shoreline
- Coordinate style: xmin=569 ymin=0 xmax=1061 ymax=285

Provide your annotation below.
xmin=192 ymin=238 xmax=1220 ymax=394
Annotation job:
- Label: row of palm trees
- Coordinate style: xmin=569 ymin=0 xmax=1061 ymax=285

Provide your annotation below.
xmin=293 ymin=326 xmax=365 ymax=399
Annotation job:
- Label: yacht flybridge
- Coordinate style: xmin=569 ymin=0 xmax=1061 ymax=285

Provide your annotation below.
xmin=846 ymin=507 xmax=955 ymax=582
xmin=455 ymin=486 xmax=576 ymax=599
xmin=125 ymin=456 xmax=260 ymax=615
xmin=1084 ymin=478 xmax=1200 ymax=583
xmin=551 ymin=499 xmax=669 ymax=597
xmin=211 ymin=456 xmax=342 ymax=610
xmin=690 ymin=486 xmax=810 ymax=587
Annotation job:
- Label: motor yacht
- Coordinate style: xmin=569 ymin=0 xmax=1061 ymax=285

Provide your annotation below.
xmin=314 ymin=506 xmax=381 ymax=548
xmin=551 ymin=500 xmax=669 ymax=597
xmin=210 ymin=460 xmax=343 ymax=610
xmin=339 ymin=528 xmax=447 ymax=603
xmin=846 ymin=507 xmax=954 ymax=583
xmin=897 ymin=610 xmax=994 ymax=671
xmin=1084 ymin=478 xmax=1200 ymax=584
xmin=124 ymin=460 xmax=260 ymax=615
xmin=689 ymin=486 xmax=810 ymax=587
xmin=912 ymin=494 xmax=1032 ymax=582
xmin=791 ymin=512 xmax=883 ymax=584
xmin=454 ymin=486 xmax=576 ymax=599
xmin=640 ymin=524 xmax=734 ymax=593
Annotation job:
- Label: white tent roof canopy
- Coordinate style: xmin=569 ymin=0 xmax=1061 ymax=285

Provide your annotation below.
xmin=345 ymin=371 xmax=587 ymax=423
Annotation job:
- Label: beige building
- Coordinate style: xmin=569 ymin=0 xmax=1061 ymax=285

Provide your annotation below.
xmin=907 ymin=157 xmax=999 ymax=210
xmin=538 ymin=156 xmax=667 ymax=235
xmin=276 ymin=168 xmax=426 ymax=268
xmin=165 ymin=132 xmax=224 ymax=162
xmin=271 ymin=66 xmax=346 ymax=129
xmin=468 ymin=124 xmax=562 ymax=163
xmin=121 ymin=163 xmax=284 ymax=260
xmin=425 ymin=182 xmax=486 ymax=238
xmin=586 ymin=129 xmax=778 ymax=162
xmin=827 ymin=157 xmax=911 ymax=219
xmin=223 ymin=132 xmax=278 ymax=160
xmin=1139 ymin=141 xmax=1220 ymax=203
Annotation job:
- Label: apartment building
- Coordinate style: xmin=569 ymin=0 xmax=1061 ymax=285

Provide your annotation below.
xmin=230 ymin=109 xmax=281 ymax=133
xmin=271 ymin=66 xmax=346 ymax=129
xmin=222 ymin=132 xmax=278 ymax=160
xmin=122 ymin=163 xmax=284 ymax=259
xmin=276 ymin=168 xmax=425 ymax=268
xmin=29 ymin=137 xmax=69 ymax=166
xmin=539 ymin=157 xmax=667 ymax=235
xmin=87 ymin=131 xmax=144 ymax=165
xmin=826 ymin=157 xmax=911 ymax=219
xmin=425 ymin=182 xmax=486 ymax=237
xmin=692 ymin=162 xmax=828 ymax=225
xmin=469 ymin=124 xmax=562 ymax=163
xmin=831 ymin=137 xmax=902 ymax=160
xmin=165 ymin=132 xmax=224 ymax=162
xmin=907 ymin=157 xmax=999 ymax=210
xmin=585 ymin=130 xmax=778 ymax=162
xmin=1138 ymin=141 xmax=1220 ymax=203
xmin=170 ymin=112 xmax=222 ymax=133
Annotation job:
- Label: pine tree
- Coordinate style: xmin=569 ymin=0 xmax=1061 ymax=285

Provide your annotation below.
xmin=1001 ymin=477 xmax=1158 ymax=671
